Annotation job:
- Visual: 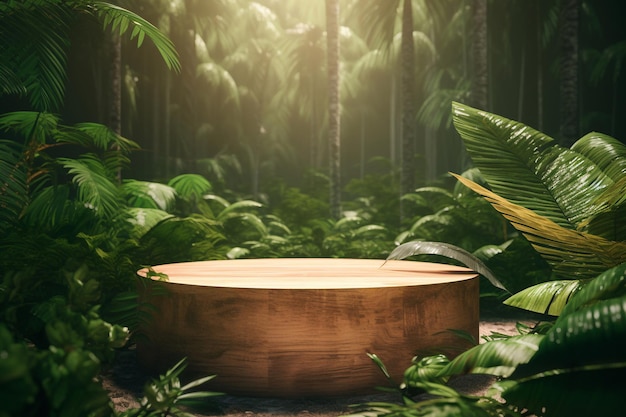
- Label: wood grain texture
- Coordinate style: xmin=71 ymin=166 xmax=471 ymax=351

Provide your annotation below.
xmin=136 ymin=259 xmax=478 ymax=398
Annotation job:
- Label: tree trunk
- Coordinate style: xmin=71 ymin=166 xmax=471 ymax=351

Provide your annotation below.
xmin=400 ymin=0 xmax=416 ymax=221
xmin=471 ymin=0 xmax=488 ymax=111
xmin=326 ymin=0 xmax=341 ymax=219
xmin=109 ymin=31 xmax=122 ymax=183
xmin=559 ymin=0 xmax=579 ymax=147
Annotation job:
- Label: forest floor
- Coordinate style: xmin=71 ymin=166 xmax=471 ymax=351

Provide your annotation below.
xmin=102 ymin=311 xmax=543 ymax=417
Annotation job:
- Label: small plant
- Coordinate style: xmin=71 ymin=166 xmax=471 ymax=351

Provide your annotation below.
xmin=119 ymin=358 xmax=222 ymax=417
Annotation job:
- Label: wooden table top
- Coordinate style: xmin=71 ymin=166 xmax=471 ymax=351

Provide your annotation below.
xmin=137 ymin=258 xmax=477 ymax=289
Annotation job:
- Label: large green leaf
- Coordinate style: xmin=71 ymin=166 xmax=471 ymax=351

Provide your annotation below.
xmin=502 ymin=368 xmax=626 ymax=417
xmin=438 ymin=334 xmax=543 ymax=378
xmin=503 ymin=280 xmax=583 ymax=316
xmin=560 ymin=262 xmax=626 ymax=317
xmin=386 ymin=240 xmax=507 ymax=291
xmin=501 ymin=286 xmax=626 ymax=415
xmin=121 ymin=180 xmax=176 ymax=211
xmin=511 ymin=294 xmax=626 ymax=380
xmin=452 ymin=102 xmax=615 ymax=229
xmin=452 ymin=173 xmax=626 ymax=279
xmin=123 ymin=207 xmax=173 ymax=240
xmin=570 ymin=132 xmax=626 ymax=182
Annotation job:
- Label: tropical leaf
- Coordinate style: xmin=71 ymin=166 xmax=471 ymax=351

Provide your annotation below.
xmin=22 ymin=185 xmax=97 ymax=235
xmin=411 ymin=186 xmax=456 ymax=212
xmin=0 ymin=111 xmax=60 ymax=144
xmin=452 ymin=102 xmax=615 ymax=229
xmin=386 ymin=240 xmax=507 ymax=291
xmin=136 ymin=216 xmax=226 ymax=264
xmin=559 ymin=262 xmax=626 ymax=316
xmin=123 ymin=207 xmax=173 ymax=240
xmin=90 ymin=2 xmax=181 ymax=72
xmin=503 ymin=280 xmax=583 ymax=316
xmin=0 ymin=140 xmax=28 ymax=228
xmin=452 ymin=173 xmax=626 ymax=279
xmin=69 ymin=122 xmax=139 ymax=154
xmin=58 ymin=154 xmax=121 ymax=219
xmin=502 ymin=368 xmax=626 ymax=417
xmin=0 ymin=1 xmax=71 ymax=110
xmin=220 ymin=212 xmax=268 ymax=238
xmin=354 ymin=224 xmax=387 ymax=237
xmin=570 ymin=132 xmax=626 ymax=182
xmin=502 ymin=294 xmax=626 ymax=416
xmin=511 ymin=294 xmax=626 ymax=381
xmin=439 ymin=334 xmax=543 ymax=378
xmin=121 ymin=180 xmax=176 ymax=211
xmin=167 ymin=174 xmax=212 ymax=201
xmin=217 ymin=200 xmax=263 ymax=219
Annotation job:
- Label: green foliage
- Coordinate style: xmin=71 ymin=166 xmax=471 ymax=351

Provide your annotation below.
xmin=119 ymin=359 xmax=221 ymax=417
xmin=0 ymin=0 xmax=180 ymax=111
xmin=356 ymin=105 xmax=626 ymax=416
xmin=386 ymin=241 xmax=506 ymax=291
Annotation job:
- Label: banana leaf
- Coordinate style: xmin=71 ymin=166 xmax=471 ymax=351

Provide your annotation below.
xmin=438 ymin=334 xmax=543 ymax=378
xmin=559 ymin=262 xmax=626 ymax=317
xmin=503 ymin=280 xmax=583 ymax=316
xmin=386 ymin=240 xmax=507 ymax=291
xmin=570 ymin=132 xmax=626 ymax=182
xmin=511 ymin=294 xmax=626 ymax=380
xmin=452 ymin=102 xmax=616 ymax=230
xmin=503 ymin=293 xmax=626 ymax=416
xmin=452 ymin=173 xmax=626 ymax=280
xmin=502 ymin=368 xmax=626 ymax=417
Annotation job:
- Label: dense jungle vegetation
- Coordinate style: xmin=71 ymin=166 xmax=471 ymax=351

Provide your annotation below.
xmin=1 ymin=1 xmax=625 ymax=416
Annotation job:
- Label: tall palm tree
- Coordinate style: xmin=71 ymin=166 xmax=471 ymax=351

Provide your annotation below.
xmin=326 ymin=0 xmax=341 ymax=219
xmin=399 ymin=0 xmax=416 ymax=220
xmin=559 ymin=0 xmax=579 ymax=146
xmin=470 ymin=0 xmax=488 ymax=110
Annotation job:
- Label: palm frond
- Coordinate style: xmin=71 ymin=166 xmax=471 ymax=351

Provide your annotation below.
xmin=452 ymin=173 xmax=626 ymax=279
xmin=135 ymin=216 xmax=226 ymax=264
xmin=217 ymin=200 xmax=263 ymax=219
xmin=167 ymin=174 xmax=212 ymax=202
xmin=452 ymin=102 xmax=615 ymax=229
xmin=63 ymin=122 xmax=139 ymax=154
xmin=0 ymin=111 xmax=60 ymax=144
xmin=0 ymin=1 xmax=71 ymax=110
xmin=0 ymin=140 xmax=29 ymax=228
xmin=123 ymin=207 xmax=173 ymax=240
xmin=22 ymin=185 xmax=98 ymax=235
xmin=386 ymin=240 xmax=507 ymax=291
xmin=89 ymin=1 xmax=181 ymax=72
xmin=121 ymin=180 xmax=176 ymax=211
xmin=58 ymin=154 xmax=121 ymax=219
xmin=570 ymin=132 xmax=626 ymax=182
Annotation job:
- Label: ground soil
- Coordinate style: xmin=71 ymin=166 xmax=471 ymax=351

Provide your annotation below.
xmin=102 ymin=313 xmax=542 ymax=417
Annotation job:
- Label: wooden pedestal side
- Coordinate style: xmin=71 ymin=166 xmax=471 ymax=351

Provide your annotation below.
xmin=136 ymin=258 xmax=478 ymax=398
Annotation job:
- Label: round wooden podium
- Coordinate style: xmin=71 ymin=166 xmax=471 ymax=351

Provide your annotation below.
xmin=136 ymin=258 xmax=478 ymax=397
